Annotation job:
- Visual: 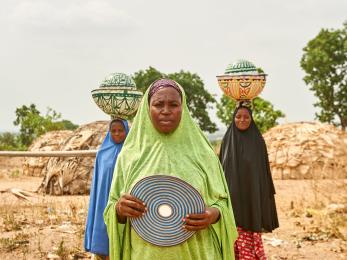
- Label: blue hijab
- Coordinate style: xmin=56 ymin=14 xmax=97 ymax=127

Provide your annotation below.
xmin=84 ymin=119 xmax=129 ymax=255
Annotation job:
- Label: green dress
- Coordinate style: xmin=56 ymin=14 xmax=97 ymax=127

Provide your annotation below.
xmin=104 ymin=83 xmax=238 ymax=260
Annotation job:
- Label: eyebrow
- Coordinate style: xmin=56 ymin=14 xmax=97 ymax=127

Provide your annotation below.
xmin=151 ymin=97 xmax=181 ymax=103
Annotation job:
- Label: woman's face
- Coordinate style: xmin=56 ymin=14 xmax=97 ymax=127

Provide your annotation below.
xmin=234 ymin=108 xmax=252 ymax=131
xmin=110 ymin=121 xmax=127 ymax=144
xmin=149 ymin=87 xmax=182 ymax=134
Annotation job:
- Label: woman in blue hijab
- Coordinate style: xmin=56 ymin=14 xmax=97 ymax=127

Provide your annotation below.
xmin=85 ymin=119 xmax=129 ymax=260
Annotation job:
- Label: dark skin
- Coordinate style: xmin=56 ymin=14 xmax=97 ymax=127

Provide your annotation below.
xmin=149 ymin=87 xmax=182 ymax=134
xmin=116 ymin=194 xmax=146 ymax=224
xmin=110 ymin=121 xmax=127 ymax=144
xmin=116 ymin=87 xmax=220 ymax=230
xmin=103 ymin=121 xmax=127 ymax=259
xmin=235 ymin=107 xmax=252 ymax=131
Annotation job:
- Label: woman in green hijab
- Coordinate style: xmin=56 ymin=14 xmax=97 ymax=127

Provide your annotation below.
xmin=104 ymin=79 xmax=237 ymax=260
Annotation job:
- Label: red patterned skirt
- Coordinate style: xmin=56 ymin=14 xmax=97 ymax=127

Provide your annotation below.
xmin=234 ymin=227 xmax=266 ymax=260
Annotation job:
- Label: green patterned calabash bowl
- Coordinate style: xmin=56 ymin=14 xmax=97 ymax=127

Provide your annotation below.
xmin=91 ymin=88 xmax=143 ymax=120
xmin=92 ymin=73 xmax=143 ymax=119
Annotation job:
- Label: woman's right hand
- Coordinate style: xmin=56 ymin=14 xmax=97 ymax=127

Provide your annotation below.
xmin=116 ymin=194 xmax=147 ymax=223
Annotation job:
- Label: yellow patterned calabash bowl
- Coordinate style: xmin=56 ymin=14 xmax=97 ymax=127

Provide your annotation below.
xmin=217 ymin=60 xmax=266 ymax=101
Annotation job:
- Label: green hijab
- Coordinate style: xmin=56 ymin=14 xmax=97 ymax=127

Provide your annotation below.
xmin=104 ymin=81 xmax=237 ymax=260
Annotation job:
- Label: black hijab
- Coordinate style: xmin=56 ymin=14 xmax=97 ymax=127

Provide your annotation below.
xmin=219 ymin=105 xmax=279 ymax=232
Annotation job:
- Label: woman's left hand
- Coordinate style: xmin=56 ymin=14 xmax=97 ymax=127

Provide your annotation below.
xmin=183 ymin=207 xmax=220 ymax=231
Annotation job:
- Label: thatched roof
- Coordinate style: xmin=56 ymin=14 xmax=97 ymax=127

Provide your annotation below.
xmin=23 ymin=130 xmax=73 ymax=177
xmin=26 ymin=120 xmax=347 ymax=194
xmin=37 ymin=121 xmax=108 ymax=195
xmin=263 ymin=122 xmax=347 ymax=179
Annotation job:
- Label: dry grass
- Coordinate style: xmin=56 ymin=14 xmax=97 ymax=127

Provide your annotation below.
xmin=0 ymin=159 xmax=346 ymax=259
xmin=0 ymin=182 xmax=90 ymax=259
xmin=265 ymin=178 xmax=347 ymax=259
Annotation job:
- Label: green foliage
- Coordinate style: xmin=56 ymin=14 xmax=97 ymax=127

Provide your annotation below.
xmin=13 ymin=104 xmax=78 ymax=147
xmin=0 ymin=132 xmax=26 ymax=151
xmin=59 ymin=120 xmax=79 ymax=130
xmin=300 ymin=22 xmax=347 ymax=130
xmin=251 ymin=98 xmax=285 ymax=133
xmin=133 ymin=67 xmax=165 ymax=93
xmin=133 ymin=67 xmax=217 ymax=133
xmin=216 ymin=95 xmax=285 ymax=133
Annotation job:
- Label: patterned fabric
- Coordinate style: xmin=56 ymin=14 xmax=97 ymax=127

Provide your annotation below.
xmin=148 ymin=78 xmax=182 ymax=100
xmin=234 ymin=227 xmax=266 ymax=260
xmin=104 ymin=80 xmax=238 ymax=260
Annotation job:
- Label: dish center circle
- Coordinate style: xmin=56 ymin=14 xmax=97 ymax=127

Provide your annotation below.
xmin=158 ymin=204 xmax=173 ymax=218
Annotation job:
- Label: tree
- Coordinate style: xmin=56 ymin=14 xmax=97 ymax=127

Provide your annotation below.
xmin=133 ymin=67 xmax=217 ymax=133
xmin=0 ymin=132 xmax=25 ymax=151
xmin=301 ymin=22 xmax=347 ymax=130
xmin=13 ymin=104 xmax=78 ymax=146
xmin=133 ymin=66 xmax=165 ymax=93
xmin=216 ymin=96 xmax=285 ymax=133
xmin=60 ymin=120 xmax=79 ymax=130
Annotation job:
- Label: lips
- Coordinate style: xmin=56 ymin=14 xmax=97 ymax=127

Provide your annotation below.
xmin=159 ymin=120 xmax=173 ymax=125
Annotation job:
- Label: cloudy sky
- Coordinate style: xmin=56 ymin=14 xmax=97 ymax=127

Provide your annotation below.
xmin=0 ymin=0 xmax=346 ymax=133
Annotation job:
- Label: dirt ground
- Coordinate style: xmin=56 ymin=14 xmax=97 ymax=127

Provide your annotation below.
xmin=0 ymin=168 xmax=346 ymax=259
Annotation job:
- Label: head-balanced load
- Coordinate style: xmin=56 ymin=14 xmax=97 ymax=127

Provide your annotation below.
xmin=91 ymin=72 xmax=143 ymax=119
xmin=216 ymin=59 xmax=266 ymax=101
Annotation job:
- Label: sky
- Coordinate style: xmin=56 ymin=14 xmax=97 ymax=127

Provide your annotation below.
xmin=0 ymin=0 xmax=346 ymax=133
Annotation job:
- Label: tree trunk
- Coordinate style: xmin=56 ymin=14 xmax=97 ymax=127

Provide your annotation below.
xmin=338 ymin=114 xmax=347 ymax=131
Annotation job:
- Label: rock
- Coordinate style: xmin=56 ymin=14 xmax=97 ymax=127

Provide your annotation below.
xmin=262 ymin=235 xmax=285 ymax=247
xmin=263 ymin=122 xmax=347 ymax=179
xmin=326 ymin=204 xmax=347 ymax=214
xmin=47 ymin=253 xmax=60 ymax=259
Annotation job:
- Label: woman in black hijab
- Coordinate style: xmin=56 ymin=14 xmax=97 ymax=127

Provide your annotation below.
xmin=219 ymin=103 xmax=279 ymax=260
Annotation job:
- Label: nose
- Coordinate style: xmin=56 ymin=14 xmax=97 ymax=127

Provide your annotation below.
xmin=240 ymin=116 xmax=247 ymax=122
xmin=162 ymin=104 xmax=171 ymax=114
